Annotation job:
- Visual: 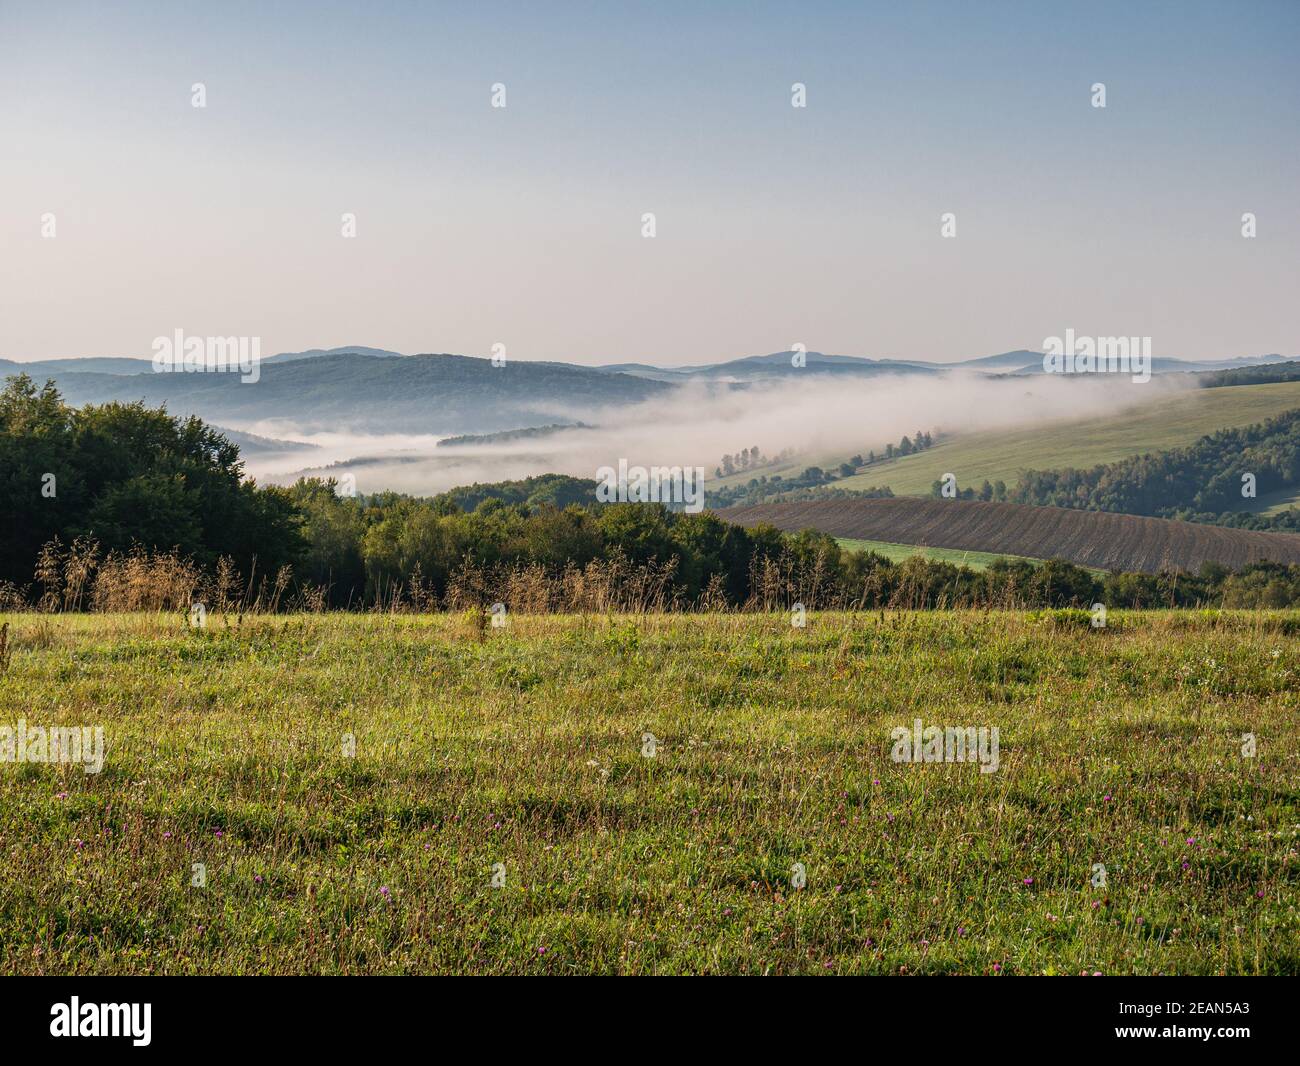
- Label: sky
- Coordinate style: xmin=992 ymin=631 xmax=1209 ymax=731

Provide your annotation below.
xmin=2 ymin=0 xmax=1297 ymax=365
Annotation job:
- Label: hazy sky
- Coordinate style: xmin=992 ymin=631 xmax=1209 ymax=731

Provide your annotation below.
xmin=2 ymin=0 xmax=1297 ymax=365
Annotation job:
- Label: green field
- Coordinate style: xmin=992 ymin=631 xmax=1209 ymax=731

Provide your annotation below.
xmin=1247 ymin=486 xmax=1300 ymax=516
xmin=820 ymin=381 xmax=1300 ymax=498
xmin=834 ymin=537 xmax=1048 ymax=571
xmin=2 ymin=610 xmax=1295 ymax=975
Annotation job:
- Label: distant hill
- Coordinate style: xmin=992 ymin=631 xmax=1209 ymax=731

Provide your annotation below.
xmin=599 ymin=351 xmax=940 ymax=381
xmin=0 ymin=357 xmax=154 ymax=376
xmin=600 ymin=348 xmax=1299 ymax=381
xmin=949 ymin=349 xmax=1043 ymax=369
xmin=260 ymin=346 xmax=404 ymax=364
xmin=45 ymin=352 xmax=671 ymax=434
xmin=210 ymin=426 xmax=319 ymax=455
xmin=722 ymin=497 xmax=1300 ymax=573
xmin=8 ymin=345 xmax=1294 ymax=389
xmin=0 ymin=347 xmax=402 ymax=377
xmin=437 ymin=422 xmax=593 ymax=448
xmin=1008 ymin=355 xmax=1299 ymax=376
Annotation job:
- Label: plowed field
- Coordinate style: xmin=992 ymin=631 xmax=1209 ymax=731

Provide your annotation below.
xmin=721 ymin=498 xmax=1300 ymax=573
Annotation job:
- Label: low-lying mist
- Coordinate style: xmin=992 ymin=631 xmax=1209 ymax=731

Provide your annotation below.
xmin=236 ymin=371 xmax=1194 ymax=497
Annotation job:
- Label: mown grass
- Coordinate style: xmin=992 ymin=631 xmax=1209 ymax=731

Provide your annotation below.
xmin=0 ymin=610 xmax=1296 ymax=975
xmin=834 ymin=537 xmax=1062 ymax=571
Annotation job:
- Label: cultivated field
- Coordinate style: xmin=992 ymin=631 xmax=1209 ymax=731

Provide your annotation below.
xmin=725 ymin=498 xmax=1300 ymax=573
xmin=1 ymin=611 xmax=1296 ymax=975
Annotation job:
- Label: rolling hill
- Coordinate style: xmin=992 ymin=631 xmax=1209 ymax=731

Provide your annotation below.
xmin=721 ymin=497 xmax=1300 ymax=573
xmin=40 ymin=352 xmax=672 ymax=435
xmin=834 ymin=380 xmax=1300 ymax=498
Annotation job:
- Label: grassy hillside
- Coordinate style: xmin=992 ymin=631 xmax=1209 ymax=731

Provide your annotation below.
xmin=833 ymin=537 xmax=1109 ymax=575
xmin=836 ymin=381 xmax=1300 ymax=497
xmin=1246 ymin=486 xmax=1300 ymax=516
xmin=835 ymin=538 xmax=1047 ymax=571
xmin=1 ymin=611 xmax=1296 ymax=975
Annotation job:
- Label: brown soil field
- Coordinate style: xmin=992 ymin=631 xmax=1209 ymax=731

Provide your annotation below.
xmin=720 ymin=498 xmax=1300 ymax=573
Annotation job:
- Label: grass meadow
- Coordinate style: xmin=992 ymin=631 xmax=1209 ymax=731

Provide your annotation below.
xmin=1 ymin=609 xmax=1296 ymax=975
xmin=834 ymin=537 xmax=1059 ymax=571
